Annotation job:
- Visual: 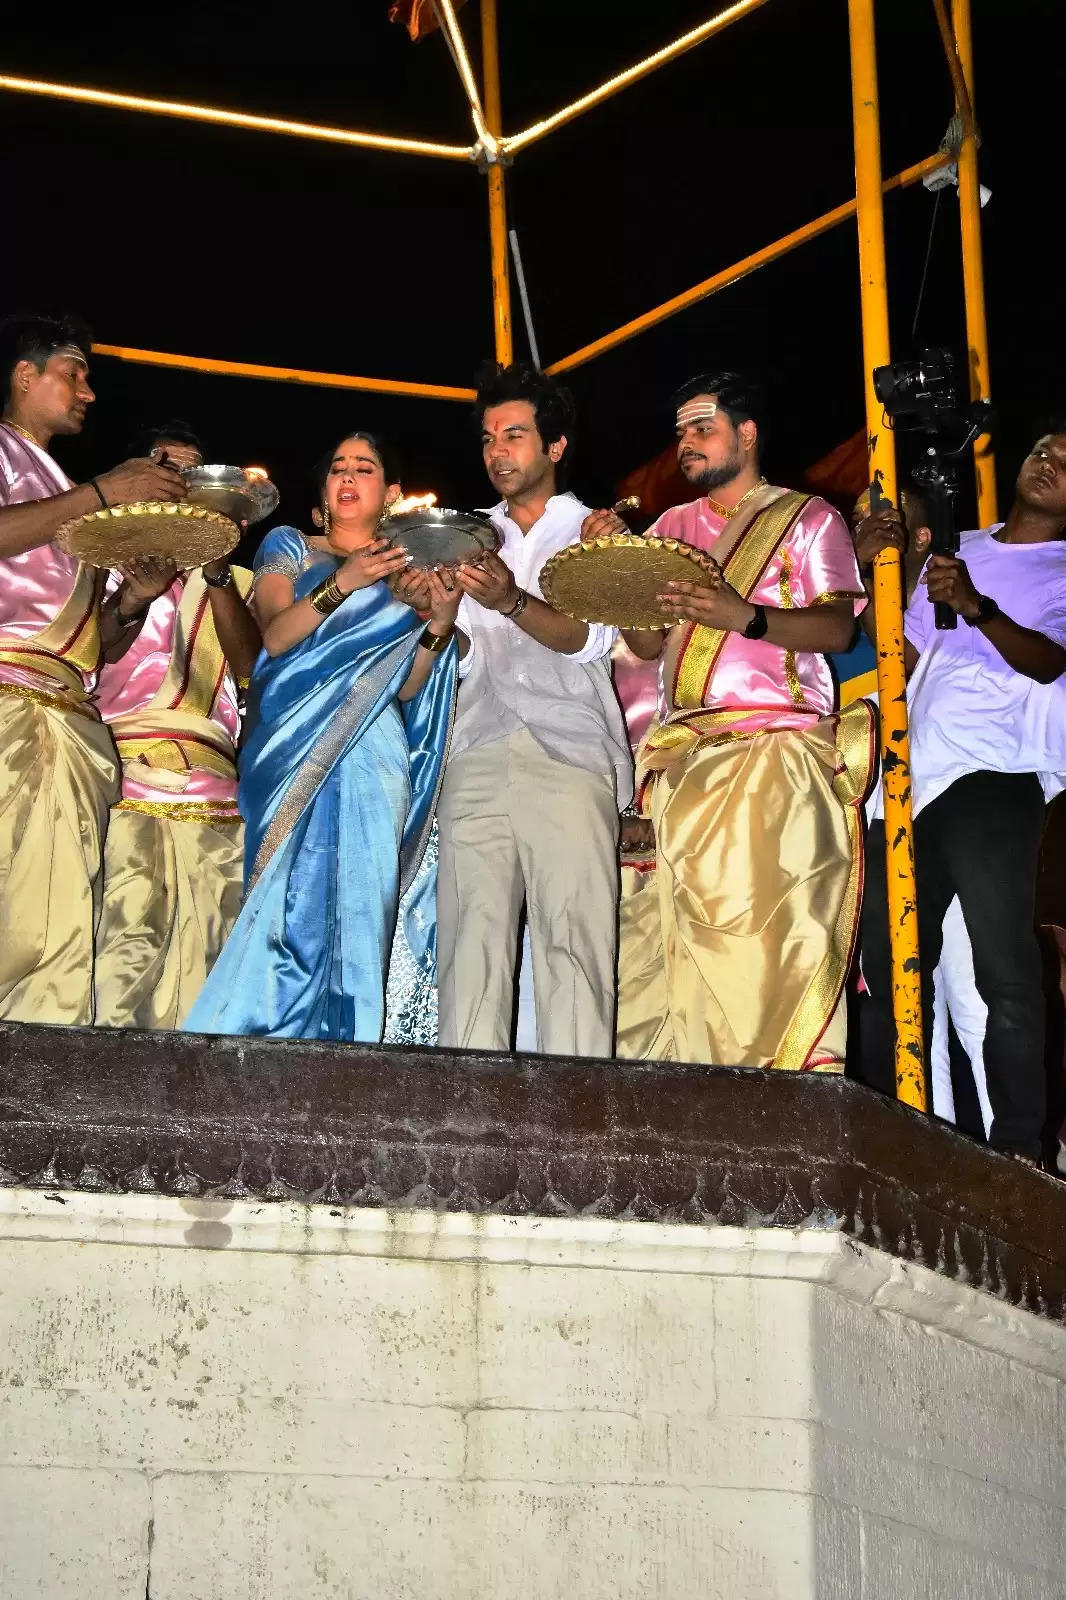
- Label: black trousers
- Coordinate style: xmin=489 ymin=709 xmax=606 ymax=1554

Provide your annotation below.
xmin=856 ymin=770 xmax=1047 ymax=1159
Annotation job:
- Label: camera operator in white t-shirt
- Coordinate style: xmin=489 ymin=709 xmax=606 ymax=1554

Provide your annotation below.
xmin=856 ymin=428 xmax=1066 ymax=1164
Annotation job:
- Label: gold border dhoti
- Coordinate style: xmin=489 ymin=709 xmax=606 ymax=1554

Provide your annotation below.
xmin=0 ymin=687 xmax=119 ymax=1024
xmin=617 ymin=706 xmax=873 ymax=1070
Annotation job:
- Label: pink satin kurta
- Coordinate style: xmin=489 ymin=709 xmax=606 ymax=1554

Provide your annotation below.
xmin=611 ymin=639 xmax=659 ymax=756
xmin=648 ymin=495 xmax=866 ymax=732
xmin=0 ymin=424 xmax=88 ymax=695
xmin=94 ymin=576 xmax=240 ymax=805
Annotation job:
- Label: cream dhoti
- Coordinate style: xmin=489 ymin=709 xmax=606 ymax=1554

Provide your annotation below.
xmin=0 ymin=422 xmax=118 ymax=1025
xmin=92 ymin=569 xmax=248 ymax=1029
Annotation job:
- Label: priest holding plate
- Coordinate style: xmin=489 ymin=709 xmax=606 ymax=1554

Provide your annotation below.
xmin=89 ymin=424 xmax=265 ymax=1031
xmin=0 ymin=313 xmax=187 ymax=1026
xmin=567 ymin=372 xmax=873 ymax=1072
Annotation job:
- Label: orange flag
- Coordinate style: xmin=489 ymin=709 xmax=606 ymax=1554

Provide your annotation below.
xmin=389 ymin=0 xmax=468 ymax=41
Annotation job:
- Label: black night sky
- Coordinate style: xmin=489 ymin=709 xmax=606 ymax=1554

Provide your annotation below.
xmin=1 ymin=0 xmax=1060 ymax=544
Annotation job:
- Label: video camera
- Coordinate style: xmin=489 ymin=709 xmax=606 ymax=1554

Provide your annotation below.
xmin=871 ymin=347 xmax=994 ymax=631
xmin=873 ymin=348 xmax=992 ymax=445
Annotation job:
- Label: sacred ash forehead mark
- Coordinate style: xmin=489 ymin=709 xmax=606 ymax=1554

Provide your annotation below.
xmin=676 ymin=398 xmax=718 ymax=429
xmin=53 ymin=343 xmax=89 ymax=367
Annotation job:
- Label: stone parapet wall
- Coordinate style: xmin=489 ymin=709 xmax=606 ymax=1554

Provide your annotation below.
xmin=3 ymin=1022 xmax=1066 ymax=1595
xmin=1 ymin=1192 xmax=1064 ymax=1599
xmin=2 ymin=1021 xmax=1065 ymax=1317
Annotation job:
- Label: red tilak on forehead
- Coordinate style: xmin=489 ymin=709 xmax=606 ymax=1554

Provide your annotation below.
xmin=676 ymin=400 xmax=718 ymax=428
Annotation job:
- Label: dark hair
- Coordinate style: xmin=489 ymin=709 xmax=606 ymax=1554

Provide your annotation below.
xmin=671 ymin=370 xmax=764 ymax=457
xmin=473 ymin=361 xmax=577 ymax=482
xmin=131 ymin=419 xmax=205 ymax=458
xmin=312 ymin=429 xmax=402 ymax=502
xmin=0 ymin=311 xmax=93 ymax=408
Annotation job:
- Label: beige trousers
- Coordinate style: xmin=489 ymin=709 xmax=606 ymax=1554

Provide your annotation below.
xmin=436 ymin=728 xmax=620 ymax=1056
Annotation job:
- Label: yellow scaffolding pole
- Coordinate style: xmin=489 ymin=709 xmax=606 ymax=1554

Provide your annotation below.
xmin=502 ymin=0 xmax=772 ymax=155
xmin=0 ymin=73 xmax=474 ymax=161
xmin=929 ymin=0 xmax=975 ymax=138
xmin=546 ymin=153 xmax=949 ymax=376
xmin=90 ymin=344 xmax=476 ymax=403
xmin=951 ymin=0 xmax=997 ymax=525
xmin=481 ymin=0 xmax=513 ymax=364
xmin=848 ymin=0 xmax=925 ymax=1108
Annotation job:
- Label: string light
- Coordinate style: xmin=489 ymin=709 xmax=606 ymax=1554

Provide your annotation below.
xmin=430 ymin=0 xmax=497 ymax=157
xmin=502 ymin=0 xmax=771 ymax=155
xmin=91 ymin=344 xmax=476 ymax=403
xmin=0 ymin=74 xmax=475 ymax=161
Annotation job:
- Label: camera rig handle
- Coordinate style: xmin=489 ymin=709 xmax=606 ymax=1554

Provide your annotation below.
xmin=913 ymin=446 xmax=960 ymax=632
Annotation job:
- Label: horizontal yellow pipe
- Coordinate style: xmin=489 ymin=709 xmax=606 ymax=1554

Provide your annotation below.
xmin=91 ymin=344 xmax=476 ymax=403
xmin=546 ymin=153 xmax=950 ymax=376
xmin=503 ymin=0 xmax=772 ymax=155
xmin=0 ymin=74 xmax=474 ymax=161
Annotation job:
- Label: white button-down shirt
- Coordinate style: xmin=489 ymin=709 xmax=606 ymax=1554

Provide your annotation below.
xmin=453 ymin=493 xmax=634 ymax=806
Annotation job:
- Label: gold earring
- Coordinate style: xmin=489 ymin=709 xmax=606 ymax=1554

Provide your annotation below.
xmin=322 ymin=506 xmax=332 ymax=539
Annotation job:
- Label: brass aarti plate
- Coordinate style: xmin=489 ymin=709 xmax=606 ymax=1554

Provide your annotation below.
xmin=540 ymin=533 xmax=716 ymax=630
xmin=55 ymin=501 xmax=240 ymax=568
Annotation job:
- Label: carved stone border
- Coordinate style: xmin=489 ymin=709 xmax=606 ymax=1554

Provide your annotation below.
xmin=2 ymin=1021 xmax=1064 ymax=1318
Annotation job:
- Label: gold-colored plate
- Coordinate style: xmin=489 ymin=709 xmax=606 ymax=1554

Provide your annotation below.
xmin=540 ymin=534 xmax=716 ymax=630
xmin=55 ymin=501 xmax=240 ymax=568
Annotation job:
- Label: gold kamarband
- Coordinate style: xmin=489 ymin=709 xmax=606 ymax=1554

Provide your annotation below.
xmin=113 ymin=798 xmax=242 ymax=823
xmin=0 ymin=679 xmax=96 ymax=719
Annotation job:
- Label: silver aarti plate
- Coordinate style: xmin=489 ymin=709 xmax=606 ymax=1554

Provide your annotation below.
xmin=385 ymin=507 xmax=499 ymax=570
xmin=182 ymin=464 xmax=280 ymax=528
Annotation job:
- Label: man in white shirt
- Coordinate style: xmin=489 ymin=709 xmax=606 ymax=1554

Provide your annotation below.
xmin=857 ymin=430 xmax=1066 ymax=1162
xmin=434 ymin=363 xmax=632 ymax=1055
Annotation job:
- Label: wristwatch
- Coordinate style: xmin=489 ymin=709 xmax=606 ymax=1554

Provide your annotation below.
xmin=742 ymin=603 xmax=768 ymax=640
xmin=964 ymin=594 xmax=1001 ymax=627
xmin=204 ymin=564 xmax=234 ymax=589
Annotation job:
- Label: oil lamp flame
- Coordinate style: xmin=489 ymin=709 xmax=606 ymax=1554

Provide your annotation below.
xmin=390 ymin=492 xmax=438 ymax=516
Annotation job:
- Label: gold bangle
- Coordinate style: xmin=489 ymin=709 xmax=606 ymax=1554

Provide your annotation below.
xmin=418 ymin=625 xmax=453 ymax=653
xmin=308 ymin=576 xmax=345 ymax=615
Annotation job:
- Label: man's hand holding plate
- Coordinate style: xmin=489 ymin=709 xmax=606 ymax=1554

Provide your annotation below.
xmin=658 ymin=562 xmax=755 ymax=631
xmin=456 ymin=551 xmax=520 ymax=612
xmin=580 ymin=508 xmax=629 ymax=544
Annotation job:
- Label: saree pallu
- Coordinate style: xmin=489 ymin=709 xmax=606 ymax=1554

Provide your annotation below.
xmin=0 ymin=661 xmax=119 ymax=1025
xmin=616 ymin=702 xmax=875 ymax=1070
xmin=184 ymin=568 xmax=456 ymax=1041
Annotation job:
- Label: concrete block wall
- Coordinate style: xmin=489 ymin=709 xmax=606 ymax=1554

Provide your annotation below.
xmin=0 ymin=1191 xmax=1063 ymax=1598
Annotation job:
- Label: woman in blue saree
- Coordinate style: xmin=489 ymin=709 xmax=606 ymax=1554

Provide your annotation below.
xmin=185 ymin=430 xmax=459 ymax=1042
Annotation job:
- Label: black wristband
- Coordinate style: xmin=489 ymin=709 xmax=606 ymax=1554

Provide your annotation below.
xmin=964 ymin=594 xmax=1001 ymax=627
xmin=116 ymin=598 xmax=149 ymax=629
xmin=88 ymin=477 xmax=108 ymax=510
xmin=742 ymin=603 xmax=768 ymax=640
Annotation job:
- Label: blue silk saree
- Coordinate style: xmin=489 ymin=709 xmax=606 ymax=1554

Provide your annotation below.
xmin=184 ymin=527 xmax=456 ymax=1042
